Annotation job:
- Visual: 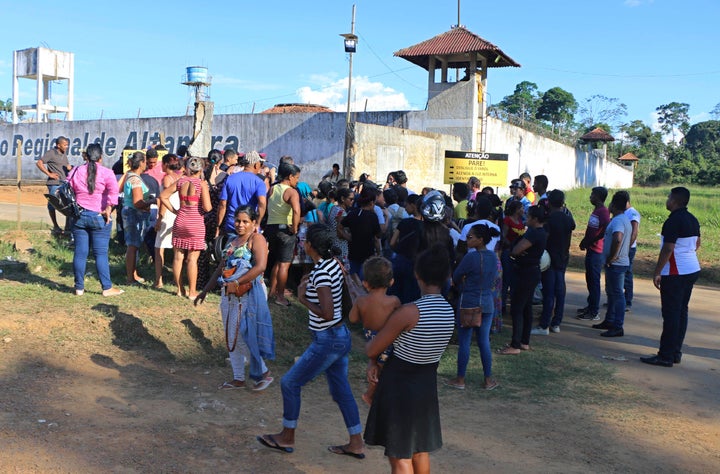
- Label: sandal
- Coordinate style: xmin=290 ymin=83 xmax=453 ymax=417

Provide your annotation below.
xmin=252 ymin=375 xmax=274 ymax=392
xmin=218 ymin=380 xmax=245 ymax=390
xmin=444 ymin=379 xmax=466 ymax=390
xmin=483 ymin=379 xmax=499 ymax=391
xmin=497 ymin=346 xmax=521 ymax=355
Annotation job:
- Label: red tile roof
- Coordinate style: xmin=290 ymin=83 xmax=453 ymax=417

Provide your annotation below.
xmin=580 ymin=127 xmax=615 ymax=142
xmin=394 ymin=26 xmax=520 ymax=70
xmin=618 ymin=152 xmax=639 ymax=161
xmin=261 ymin=103 xmax=333 ymax=114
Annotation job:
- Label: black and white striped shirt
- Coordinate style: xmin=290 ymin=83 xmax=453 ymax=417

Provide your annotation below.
xmin=306 ymin=258 xmax=344 ymax=331
xmin=394 ymin=294 xmax=454 ymax=364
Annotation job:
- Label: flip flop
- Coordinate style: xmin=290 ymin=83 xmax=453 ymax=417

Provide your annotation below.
xmin=497 ymin=346 xmax=521 ymax=355
xmin=252 ymin=376 xmax=274 ymax=392
xmin=444 ymin=380 xmax=466 ymax=390
xmin=257 ymin=435 xmax=294 ymax=453
xmin=328 ymin=445 xmax=365 ymax=459
xmin=218 ymin=380 xmax=245 ymax=390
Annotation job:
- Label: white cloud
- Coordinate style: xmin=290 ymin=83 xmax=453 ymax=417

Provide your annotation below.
xmin=296 ymin=76 xmax=410 ymax=112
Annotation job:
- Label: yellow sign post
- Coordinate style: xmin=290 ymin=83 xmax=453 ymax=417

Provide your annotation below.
xmin=443 ymin=150 xmax=509 ymax=188
xmin=121 ymin=149 xmax=168 ymax=174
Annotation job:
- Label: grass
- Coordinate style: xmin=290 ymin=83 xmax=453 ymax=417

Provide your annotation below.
xmin=563 ymin=185 xmax=718 ymax=286
xmin=0 ymin=225 xmax=635 ymax=407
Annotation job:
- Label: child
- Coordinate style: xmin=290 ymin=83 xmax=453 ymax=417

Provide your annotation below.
xmin=349 ymin=256 xmax=401 ymax=405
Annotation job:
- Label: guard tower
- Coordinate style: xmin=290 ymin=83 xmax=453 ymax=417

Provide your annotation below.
xmin=12 ymin=47 xmax=74 ymax=123
xmin=394 ymin=26 xmax=519 ymax=151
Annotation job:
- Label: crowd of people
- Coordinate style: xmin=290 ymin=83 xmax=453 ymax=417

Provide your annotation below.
xmin=39 ymin=135 xmax=702 ymax=471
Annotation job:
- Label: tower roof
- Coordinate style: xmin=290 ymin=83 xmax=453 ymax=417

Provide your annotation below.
xmin=394 ymin=26 xmax=520 ymax=70
xmin=580 ymin=127 xmax=615 ymax=142
xmin=618 ymin=152 xmax=639 ymax=161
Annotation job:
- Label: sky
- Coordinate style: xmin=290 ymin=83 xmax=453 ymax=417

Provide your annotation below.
xmin=2 ymin=0 xmax=719 ymax=130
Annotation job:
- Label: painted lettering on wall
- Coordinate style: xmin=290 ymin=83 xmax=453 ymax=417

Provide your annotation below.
xmin=0 ymin=131 xmax=240 ymax=160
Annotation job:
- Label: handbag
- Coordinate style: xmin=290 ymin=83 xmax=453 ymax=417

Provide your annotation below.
xmin=458 ymin=250 xmax=485 ymax=328
xmin=224 ymin=279 xmax=253 ymax=298
xmin=44 ymin=168 xmax=83 ymax=218
xmin=459 ymin=307 xmax=484 ymax=328
xmin=335 ymin=258 xmax=366 ymax=317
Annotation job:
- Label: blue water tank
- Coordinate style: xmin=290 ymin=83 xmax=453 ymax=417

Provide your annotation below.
xmin=186 ymin=66 xmax=208 ymax=84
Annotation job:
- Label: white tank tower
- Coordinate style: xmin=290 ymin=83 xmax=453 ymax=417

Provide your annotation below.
xmin=12 ymin=47 xmax=74 ymax=124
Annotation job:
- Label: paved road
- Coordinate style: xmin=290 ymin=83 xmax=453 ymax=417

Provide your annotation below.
xmin=2 ymin=202 xmax=718 ymax=421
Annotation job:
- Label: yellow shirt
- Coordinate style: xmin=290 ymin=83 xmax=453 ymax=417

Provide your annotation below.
xmin=267 ymin=183 xmax=294 ymax=225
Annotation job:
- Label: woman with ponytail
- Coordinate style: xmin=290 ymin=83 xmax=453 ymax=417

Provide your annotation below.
xmin=258 ymin=224 xmax=364 ymax=458
xmin=67 ymin=143 xmax=124 ymax=296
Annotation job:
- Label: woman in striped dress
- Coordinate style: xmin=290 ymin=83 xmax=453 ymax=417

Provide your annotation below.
xmin=160 ymin=156 xmax=211 ymax=299
xmin=258 ymin=224 xmax=364 ymax=458
xmin=364 ymin=245 xmax=455 ymax=473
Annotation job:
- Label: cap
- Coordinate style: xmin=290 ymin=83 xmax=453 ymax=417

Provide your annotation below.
xmin=245 ymin=150 xmax=265 ymax=165
xmin=509 ymin=179 xmax=526 ymax=190
xmin=186 ymin=156 xmax=204 ymax=173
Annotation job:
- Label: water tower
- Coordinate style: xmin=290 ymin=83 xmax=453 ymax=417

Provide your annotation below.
xmin=181 ymin=66 xmax=212 ymax=103
xmin=12 ymin=47 xmax=75 ymax=123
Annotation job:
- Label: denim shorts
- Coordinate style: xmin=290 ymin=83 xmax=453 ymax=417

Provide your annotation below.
xmin=47 ymin=184 xmax=59 ymax=212
xmin=265 ymin=225 xmax=296 ymax=263
xmin=122 ymin=207 xmax=149 ymax=248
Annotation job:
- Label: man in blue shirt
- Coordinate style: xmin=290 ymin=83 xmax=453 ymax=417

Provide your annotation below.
xmin=216 ymin=151 xmax=267 ymax=235
xmin=593 ymin=192 xmax=632 ymax=337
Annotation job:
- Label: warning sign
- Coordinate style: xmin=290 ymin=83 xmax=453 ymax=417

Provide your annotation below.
xmin=443 ymin=150 xmax=509 ymax=188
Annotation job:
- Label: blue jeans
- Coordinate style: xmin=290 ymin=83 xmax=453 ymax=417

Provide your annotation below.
xmin=72 ymin=211 xmax=113 ymax=291
xmin=584 ymin=250 xmax=603 ymax=313
xmin=456 ymin=313 xmax=493 ymax=378
xmin=280 ymin=324 xmax=361 ymax=435
xmin=604 ymin=264 xmax=628 ymax=329
xmin=540 ymin=267 xmax=566 ymax=328
xmin=624 ymin=247 xmax=636 ymax=307
xmin=659 ymin=271 xmax=699 ymax=361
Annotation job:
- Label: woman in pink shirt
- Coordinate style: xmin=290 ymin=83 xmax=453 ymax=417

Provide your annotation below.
xmin=67 ymin=143 xmax=124 ymax=296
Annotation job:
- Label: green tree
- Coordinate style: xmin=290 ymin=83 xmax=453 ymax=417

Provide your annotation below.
xmin=620 ymin=119 xmax=667 ymax=161
xmin=535 ymin=87 xmax=577 ymax=133
xmin=710 ymin=103 xmax=720 ymax=120
xmin=497 ymin=81 xmax=541 ymax=121
xmin=0 ymin=98 xmax=25 ymax=122
xmin=578 ymin=95 xmax=627 ymax=132
xmin=656 ymin=102 xmax=690 ymax=144
xmin=684 ymin=120 xmax=720 ymax=157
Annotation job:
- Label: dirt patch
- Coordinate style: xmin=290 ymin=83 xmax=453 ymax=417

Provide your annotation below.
xmin=1 ymin=290 xmax=718 ymax=473
xmin=0 ymin=185 xmax=49 ymax=207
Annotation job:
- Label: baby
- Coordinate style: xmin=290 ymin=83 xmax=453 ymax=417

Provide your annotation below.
xmin=349 ymin=256 xmax=401 ymax=405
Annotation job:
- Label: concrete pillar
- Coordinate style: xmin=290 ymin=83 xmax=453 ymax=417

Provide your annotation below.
xmin=188 ymin=101 xmax=214 ymax=158
xmin=12 ymin=50 xmax=18 ymax=124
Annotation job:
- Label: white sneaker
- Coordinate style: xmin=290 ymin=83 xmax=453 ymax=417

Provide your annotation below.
xmin=530 ymin=326 xmax=549 ymax=336
xmin=75 ymin=289 xmax=84 ymax=296
xmin=550 ymin=325 xmax=561 ymax=333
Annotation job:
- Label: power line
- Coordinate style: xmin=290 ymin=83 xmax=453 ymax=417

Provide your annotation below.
xmin=532 ymin=66 xmax=720 ymax=79
xmin=357 ymin=31 xmax=426 ymax=91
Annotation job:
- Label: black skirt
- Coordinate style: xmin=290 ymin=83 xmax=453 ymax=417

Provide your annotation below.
xmin=363 ymin=355 xmax=442 ymax=459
